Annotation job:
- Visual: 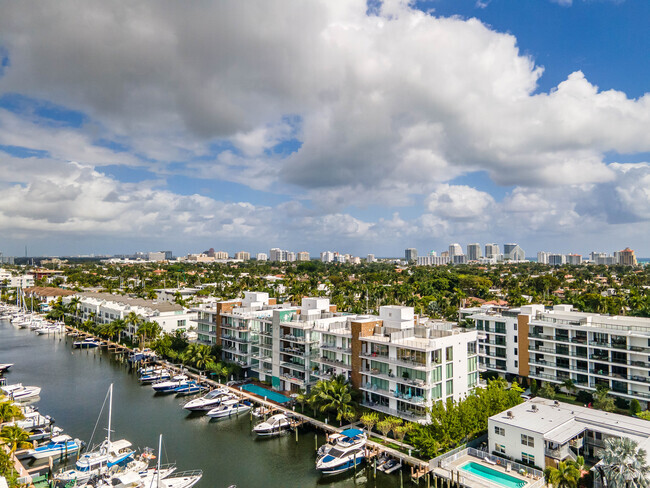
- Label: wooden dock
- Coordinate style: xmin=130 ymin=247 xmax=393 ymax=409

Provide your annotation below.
xmin=62 ymin=325 xmax=433 ymax=481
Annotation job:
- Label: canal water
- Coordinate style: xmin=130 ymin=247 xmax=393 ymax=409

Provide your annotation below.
xmin=0 ymin=321 xmax=403 ymax=488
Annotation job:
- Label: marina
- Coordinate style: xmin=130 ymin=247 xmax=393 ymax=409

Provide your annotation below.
xmin=0 ymin=318 xmax=411 ymax=488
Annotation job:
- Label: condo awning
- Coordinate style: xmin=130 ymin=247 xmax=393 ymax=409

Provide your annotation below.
xmin=544 ymin=420 xmax=586 ymax=445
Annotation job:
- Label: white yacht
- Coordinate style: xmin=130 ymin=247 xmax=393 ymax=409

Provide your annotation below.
xmin=1 ymin=383 xmax=42 ymax=401
xmin=316 ymin=428 xmax=367 ymax=475
xmin=252 ymin=413 xmax=293 ymax=436
xmin=182 ymin=388 xmax=231 ymax=411
xmin=206 ymin=399 xmax=253 ymax=419
xmin=0 ymin=363 xmax=13 ymax=372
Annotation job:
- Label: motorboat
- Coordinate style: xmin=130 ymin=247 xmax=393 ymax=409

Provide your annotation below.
xmin=252 ymin=413 xmax=293 ymax=436
xmin=0 ymin=363 xmax=13 ymax=372
xmin=251 ymin=406 xmax=274 ymax=418
xmin=173 ymin=381 xmax=207 ymax=396
xmin=6 ymin=411 xmax=53 ymax=431
xmin=316 ymin=428 xmax=367 ymax=475
xmin=28 ymin=426 xmax=64 ymax=442
xmin=73 ymin=338 xmax=102 ymax=348
xmin=27 ymin=434 xmax=82 ymax=460
xmin=151 ymin=375 xmax=189 ymax=393
xmin=379 ymin=458 xmax=402 ymax=474
xmin=128 ymin=349 xmax=156 ymax=364
xmin=56 ymin=384 xmax=135 ymax=484
xmin=35 ymin=323 xmax=65 ymax=335
xmin=206 ymin=399 xmax=253 ymax=419
xmin=182 ymin=388 xmax=231 ymax=411
xmin=1 ymin=383 xmax=42 ymax=402
xmin=139 ymin=369 xmax=171 ymax=384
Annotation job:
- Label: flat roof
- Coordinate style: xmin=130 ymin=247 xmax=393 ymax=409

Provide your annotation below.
xmin=491 ymin=398 xmax=650 ymax=446
xmin=77 ymin=292 xmax=184 ymax=313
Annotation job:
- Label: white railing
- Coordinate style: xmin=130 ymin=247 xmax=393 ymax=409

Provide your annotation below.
xmin=436 ymin=447 xmax=545 ymax=488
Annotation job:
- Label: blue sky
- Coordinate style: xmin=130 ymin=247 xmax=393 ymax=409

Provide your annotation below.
xmin=0 ymin=0 xmax=648 ymax=258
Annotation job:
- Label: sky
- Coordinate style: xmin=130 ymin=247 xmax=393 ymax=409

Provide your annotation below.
xmin=0 ymin=0 xmax=649 ymax=258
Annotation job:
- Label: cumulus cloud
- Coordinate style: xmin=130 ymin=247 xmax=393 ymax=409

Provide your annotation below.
xmin=0 ymin=0 xmax=647 ymax=253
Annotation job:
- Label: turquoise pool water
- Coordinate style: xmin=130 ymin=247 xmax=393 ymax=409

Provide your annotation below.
xmin=460 ymin=462 xmax=527 ymax=488
xmin=242 ymin=383 xmax=291 ymax=403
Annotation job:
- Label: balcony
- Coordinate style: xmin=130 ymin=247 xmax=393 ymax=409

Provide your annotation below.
xmin=320 ymin=344 xmax=352 ymax=354
xmin=530 ymin=332 xmax=554 ymax=340
xmin=281 ymin=334 xmax=317 ymax=344
xmin=545 ymin=444 xmax=571 ymax=460
xmin=221 ymin=334 xmax=250 ymax=343
xmin=314 ymin=357 xmax=351 ymax=370
xmin=279 ymin=373 xmax=306 ymax=386
xmin=360 ymin=401 xmax=428 ymax=421
xmin=361 ymin=369 xmax=430 ymax=388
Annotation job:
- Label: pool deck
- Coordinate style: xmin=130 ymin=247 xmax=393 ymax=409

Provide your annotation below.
xmin=437 ymin=454 xmax=540 ymax=488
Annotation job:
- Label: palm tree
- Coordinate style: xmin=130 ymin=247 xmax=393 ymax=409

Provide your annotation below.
xmin=600 ymin=437 xmax=650 ymax=488
xmin=544 ymin=461 xmax=580 ymax=488
xmin=0 ymin=425 xmax=32 ymax=454
xmin=69 ymin=297 xmax=81 ymax=322
xmin=0 ymin=402 xmax=24 ymax=423
xmin=137 ymin=321 xmax=161 ymax=347
xmin=311 ymin=375 xmax=356 ymax=425
xmin=110 ymin=319 xmax=128 ymax=342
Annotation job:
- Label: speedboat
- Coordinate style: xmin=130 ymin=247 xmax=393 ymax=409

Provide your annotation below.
xmin=251 ymin=406 xmax=274 ymax=418
xmin=139 ymin=369 xmax=171 ymax=384
xmin=29 ymin=426 xmax=64 ymax=442
xmin=173 ymin=381 xmax=207 ymax=396
xmin=35 ymin=323 xmax=65 ymax=335
xmin=0 ymin=363 xmax=13 ymax=372
xmin=152 ymin=375 xmax=189 ymax=393
xmin=252 ymin=413 xmax=293 ymax=436
xmin=1 ymin=383 xmax=42 ymax=402
xmin=316 ymin=428 xmax=367 ymax=475
xmin=379 ymin=458 xmax=402 ymax=474
xmin=27 ymin=434 xmax=82 ymax=460
xmin=182 ymin=388 xmax=232 ymax=411
xmin=6 ymin=411 xmax=53 ymax=431
xmin=206 ymin=399 xmax=253 ymax=419
xmin=128 ymin=349 xmax=156 ymax=364
xmin=73 ymin=338 xmax=102 ymax=348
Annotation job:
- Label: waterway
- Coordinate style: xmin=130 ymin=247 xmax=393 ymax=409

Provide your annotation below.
xmin=0 ymin=321 xmax=403 ymax=488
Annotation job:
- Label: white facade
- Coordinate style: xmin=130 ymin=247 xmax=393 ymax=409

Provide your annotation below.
xmin=489 ymin=398 xmax=650 ymax=476
xmin=537 ymin=251 xmax=550 ymax=264
xmin=0 ymin=269 xmax=34 ymax=288
xmin=64 ymin=293 xmax=197 ymax=340
xmin=297 ymin=252 xmax=310 ymax=261
xmin=269 ymin=248 xmax=288 ymax=262
xmin=256 ymin=253 xmax=268 ymax=261
xmin=467 ymin=243 xmax=482 ymax=261
xmin=485 ymin=243 xmax=500 ymax=258
xmin=448 ymin=243 xmax=463 ymax=257
xmin=320 ymin=251 xmax=335 ymax=263
xmin=504 ymin=243 xmax=525 ymax=261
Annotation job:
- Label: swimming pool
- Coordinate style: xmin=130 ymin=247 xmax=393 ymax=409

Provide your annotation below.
xmin=459 ymin=461 xmax=527 ymax=488
xmin=241 ymin=383 xmax=291 ymax=403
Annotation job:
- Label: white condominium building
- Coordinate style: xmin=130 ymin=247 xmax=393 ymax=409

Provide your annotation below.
xmin=489 ymin=398 xmax=650 ymax=486
xmin=64 ymin=292 xmax=197 ymax=340
xmin=197 ymin=292 xmax=479 ymax=422
xmin=462 ymin=303 xmax=650 ymax=407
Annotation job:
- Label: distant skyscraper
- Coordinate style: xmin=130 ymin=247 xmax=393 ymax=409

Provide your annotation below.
xmin=548 ymin=254 xmax=565 ymax=266
xmin=297 ymin=251 xmax=310 ymax=261
xmin=235 ymin=251 xmax=250 ymax=260
xmin=270 ymin=248 xmax=287 ymax=262
xmin=616 ymin=247 xmax=637 ymax=266
xmin=321 ymin=251 xmax=335 ymax=263
xmin=485 ymin=243 xmax=499 ymax=258
xmin=405 ymin=248 xmax=418 ymax=262
xmin=566 ymin=254 xmax=582 ymax=265
xmin=367 ymin=254 xmax=375 ymax=263
xmin=448 ymin=243 xmax=463 ymax=257
xmin=256 ymin=253 xmax=268 ymax=261
xmin=537 ymin=251 xmax=550 ymax=264
xmin=504 ymin=243 xmax=525 ymax=261
xmin=467 ymin=243 xmax=482 ymax=261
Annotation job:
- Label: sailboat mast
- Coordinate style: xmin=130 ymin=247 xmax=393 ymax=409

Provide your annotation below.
xmin=107 ymin=384 xmax=113 ymax=445
xmin=156 ymin=434 xmax=162 ymax=488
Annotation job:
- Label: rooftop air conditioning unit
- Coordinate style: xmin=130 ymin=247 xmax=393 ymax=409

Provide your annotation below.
xmin=531 ymin=405 xmax=538 ymax=412
xmin=507 ymin=410 xmax=514 ymax=419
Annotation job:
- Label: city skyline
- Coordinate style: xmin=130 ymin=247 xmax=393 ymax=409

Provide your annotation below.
xmin=0 ymin=1 xmax=649 ymax=256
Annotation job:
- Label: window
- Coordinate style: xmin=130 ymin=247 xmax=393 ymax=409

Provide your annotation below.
xmin=467 ymin=342 xmax=477 ymax=355
xmin=468 ymin=356 xmax=478 ymax=373
xmin=513 ymin=322 xmax=518 ymax=330
xmin=446 ymin=363 xmax=454 ymax=378
xmin=468 ymin=372 xmax=478 ymax=388
xmin=431 ymin=366 xmax=442 ymax=383
xmin=514 ymin=348 xmax=518 ymax=356
xmin=446 ymin=379 xmax=453 ymax=396
xmin=446 ymin=346 xmax=453 ymax=361
xmin=494 ymin=426 xmax=505 ymax=436
xmin=521 ymin=452 xmax=535 ymax=464
xmin=514 ymin=360 xmax=518 ymax=368
xmin=514 ymin=336 xmax=518 ymax=343
xmin=521 ymin=434 xmax=534 ymax=447
xmin=495 ymin=444 xmax=506 ymax=454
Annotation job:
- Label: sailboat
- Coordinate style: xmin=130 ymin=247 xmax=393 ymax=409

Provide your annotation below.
xmin=56 ymin=384 xmax=135 ymax=484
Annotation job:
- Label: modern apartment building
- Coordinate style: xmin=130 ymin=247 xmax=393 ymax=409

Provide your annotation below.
xmin=485 ymin=243 xmax=500 ymax=258
xmin=448 ymin=243 xmax=463 ymax=257
xmin=504 ymin=243 xmax=525 ymax=262
xmin=489 ymin=398 xmax=650 ymax=486
xmin=460 ymin=304 xmax=523 ymax=377
xmin=404 ymin=248 xmax=418 ymax=262
xmin=462 ymin=303 xmax=650 ymax=407
xmin=466 ymin=243 xmax=482 ymax=261
xmin=297 ymin=252 xmax=310 ymax=261
xmin=197 ymin=293 xmax=479 ymax=422
xmin=234 ymin=251 xmax=250 ymax=260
